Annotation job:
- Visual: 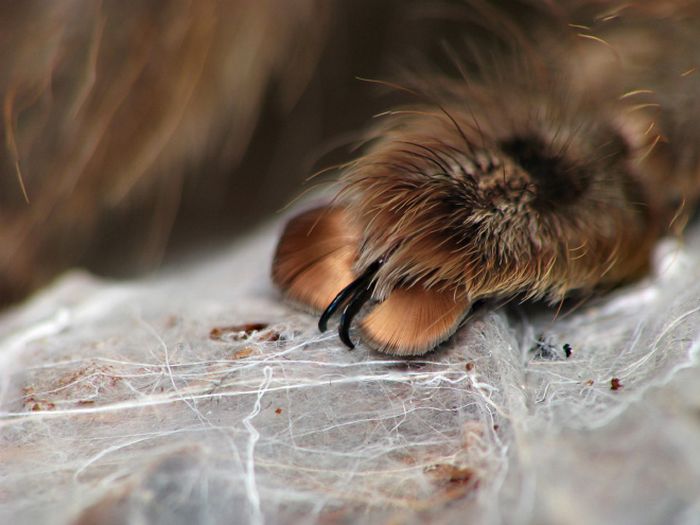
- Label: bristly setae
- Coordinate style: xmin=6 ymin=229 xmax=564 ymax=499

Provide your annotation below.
xmin=272 ymin=3 xmax=700 ymax=356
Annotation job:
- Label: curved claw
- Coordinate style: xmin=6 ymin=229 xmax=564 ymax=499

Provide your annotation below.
xmin=338 ymin=286 xmax=374 ymax=349
xmin=318 ymin=257 xmax=384 ymax=344
xmin=318 ymin=277 xmax=364 ymax=332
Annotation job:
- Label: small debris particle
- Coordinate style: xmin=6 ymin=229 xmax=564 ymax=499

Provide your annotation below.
xmin=210 ymin=323 xmax=280 ymax=342
xmin=531 ymin=335 xmax=557 ymax=360
xmin=425 ymin=464 xmax=476 ymax=485
xmin=78 ymin=400 xmax=96 ymax=406
xmin=563 ymin=343 xmax=572 ymax=358
xmin=493 ymin=424 xmax=500 ymax=431
xmin=465 ymin=362 xmax=475 ymax=371
xmin=258 ymin=330 xmax=280 ymax=342
xmin=584 ymin=379 xmax=594 ymax=386
xmin=610 ymin=377 xmax=623 ymax=390
xmin=28 ymin=400 xmax=55 ymax=411
xmin=275 ymin=408 xmax=282 ymax=415
xmin=232 ymin=347 xmax=255 ymax=360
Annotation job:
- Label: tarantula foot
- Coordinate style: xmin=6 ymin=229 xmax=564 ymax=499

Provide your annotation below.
xmin=272 ymin=205 xmax=472 ymax=355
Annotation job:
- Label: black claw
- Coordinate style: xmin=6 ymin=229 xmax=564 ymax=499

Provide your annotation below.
xmin=317 ymin=257 xmax=384 ymax=346
xmin=338 ymin=286 xmax=373 ymax=349
xmin=318 ymin=279 xmax=361 ymax=332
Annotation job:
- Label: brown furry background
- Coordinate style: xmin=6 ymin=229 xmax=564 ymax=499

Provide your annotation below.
xmin=0 ymin=0 xmax=395 ymax=303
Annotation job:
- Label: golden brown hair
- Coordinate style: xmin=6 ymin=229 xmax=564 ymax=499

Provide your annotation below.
xmin=272 ymin=1 xmax=700 ymax=355
xmin=0 ymin=0 xmax=329 ymax=302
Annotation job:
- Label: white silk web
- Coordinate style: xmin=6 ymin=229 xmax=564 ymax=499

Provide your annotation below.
xmin=2 ymin=211 xmax=700 ymax=525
